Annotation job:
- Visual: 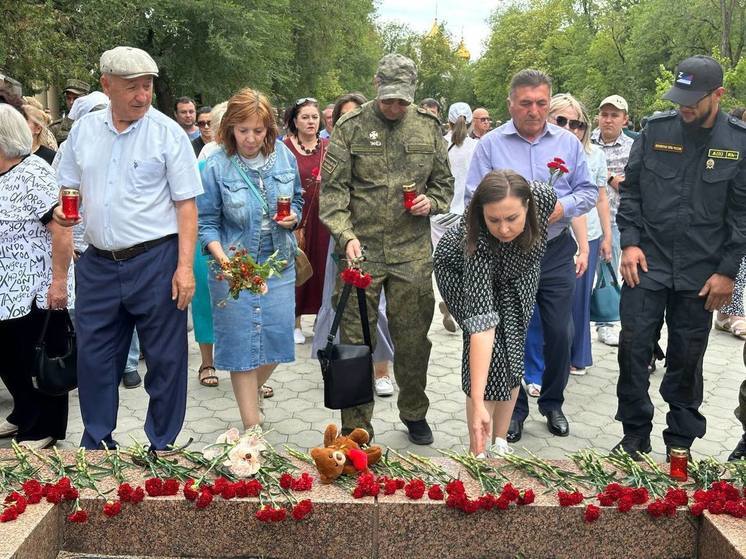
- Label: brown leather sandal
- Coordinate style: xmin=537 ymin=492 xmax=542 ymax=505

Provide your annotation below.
xmin=198 ymin=365 xmax=219 ymax=387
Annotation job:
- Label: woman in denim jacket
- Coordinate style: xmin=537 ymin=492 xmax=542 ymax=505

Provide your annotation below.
xmin=198 ymin=89 xmax=303 ymax=428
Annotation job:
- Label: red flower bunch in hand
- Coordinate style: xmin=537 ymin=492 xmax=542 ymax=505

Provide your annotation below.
xmin=214 ymin=245 xmax=286 ymax=301
xmin=340 ymin=267 xmax=372 ymax=289
xmin=546 ymin=157 xmax=570 ymax=186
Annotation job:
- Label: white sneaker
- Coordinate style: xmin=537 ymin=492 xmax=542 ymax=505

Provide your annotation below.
xmin=20 ymin=437 xmax=54 ymax=450
xmin=569 ymin=367 xmax=587 ymax=376
xmin=597 ymin=325 xmax=619 ymax=346
xmin=374 ymin=376 xmax=394 ymax=396
xmin=0 ymin=420 xmax=18 ymax=437
xmin=293 ymin=328 xmax=305 ymax=344
xmin=489 ymin=437 xmax=514 ymax=457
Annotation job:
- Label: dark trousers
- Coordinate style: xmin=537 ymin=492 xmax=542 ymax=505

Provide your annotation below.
xmin=0 ymin=303 xmax=68 ymax=441
xmin=514 ymin=231 xmax=577 ymax=422
xmin=616 ymin=285 xmax=711 ymax=448
xmin=75 ymin=238 xmax=188 ymax=450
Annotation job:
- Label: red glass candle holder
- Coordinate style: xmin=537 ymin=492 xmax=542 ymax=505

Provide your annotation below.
xmin=669 ymin=447 xmax=688 ymax=481
xmin=275 ymin=195 xmax=291 ymax=221
xmin=61 ymin=189 xmax=80 ymax=220
xmin=402 ymin=183 xmax=416 ymax=210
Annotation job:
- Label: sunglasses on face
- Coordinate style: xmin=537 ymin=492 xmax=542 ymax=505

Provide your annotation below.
xmin=554 ymin=116 xmax=587 ymax=130
xmin=476 ymin=117 xmax=492 ymax=122
xmin=295 ymin=97 xmax=318 ymax=106
xmin=197 ymin=120 xmax=211 ymax=128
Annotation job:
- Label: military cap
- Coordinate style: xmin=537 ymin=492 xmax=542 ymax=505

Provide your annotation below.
xmin=64 ymin=79 xmax=90 ymax=95
xmin=99 ymin=46 xmax=159 ymax=79
xmin=663 ymin=55 xmax=723 ymax=107
xmin=375 ymin=54 xmax=417 ymax=104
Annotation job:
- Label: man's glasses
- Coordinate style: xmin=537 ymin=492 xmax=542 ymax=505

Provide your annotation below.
xmin=197 ymin=120 xmax=211 ymax=128
xmin=554 ymin=116 xmax=587 ymax=130
xmin=476 ymin=117 xmax=492 ymax=123
xmin=295 ymin=97 xmax=318 ymax=106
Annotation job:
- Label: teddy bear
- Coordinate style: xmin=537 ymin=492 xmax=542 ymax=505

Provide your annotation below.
xmin=310 ymin=424 xmax=382 ymax=484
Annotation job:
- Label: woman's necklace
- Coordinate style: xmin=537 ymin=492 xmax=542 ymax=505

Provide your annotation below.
xmin=297 ymin=136 xmax=320 ymax=155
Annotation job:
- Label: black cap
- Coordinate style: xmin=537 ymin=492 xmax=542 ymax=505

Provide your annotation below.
xmin=662 ymin=55 xmax=723 ymax=106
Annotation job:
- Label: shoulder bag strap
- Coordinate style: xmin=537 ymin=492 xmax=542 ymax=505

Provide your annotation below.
xmin=324 ymin=283 xmax=353 ymax=356
xmin=35 ymin=308 xmax=53 ymax=347
xmin=605 ymin=261 xmax=620 ymax=287
xmin=355 ymin=286 xmax=372 ymax=349
xmin=229 ymin=157 xmax=269 ymax=214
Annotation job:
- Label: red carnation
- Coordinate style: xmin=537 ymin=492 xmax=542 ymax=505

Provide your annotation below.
xmin=45 ymin=486 xmax=63 ymax=504
xmin=689 ymin=502 xmax=707 ymax=516
xmin=162 ymin=478 xmax=180 ymax=496
xmin=280 ymin=473 xmax=294 ymax=490
xmin=67 ymin=509 xmax=88 ymax=523
xmin=144 ymin=477 xmax=163 ymax=497
xmin=117 ymin=483 xmax=134 ymax=502
xmin=617 ymin=495 xmax=634 ymax=512
xmin=665 ymin=488 xmax=688 ymax=507
xmin=291 ymin=499 xmax=314 ymax=521
xmin=547 ymin=161 xmax=560 ymax=170
xmin=7 ymin=493 xmax=27 ymax=514
xmin=404 ymin=479 xmax=426 ymax=500
xmin=183 ymin=480 xmax=199 ymax=501
xmin=130 ymin=487 xmax=145 ymax=504
xmin=195 ymin=489 xmax=213 ymax=509
xmin=494 ymin=495 xmax=510 ymax=511
xmin=56 ymin=477 xmax=72 ymax=490
xmin=271 ymin=507 xmax=287 ymax=522
xmin=384 ymin=478 xmax=399 ymax=495
xmin=220 ymin=484 xmax=237 ymax=500
xmin=446 ymin=480 xmax=465 ymax=496
xmin=554 ymin=157 xmax=565 ymax=164
xmin=517 ymin=489 xmax=535 ymax=506
xmin=22 ymin=480 xmax=42 ymax=497
xmin=584 ymin=504 xmax=601 ymax=523
xmin=500 ymin=483 xmax=520 ymax=503
xmin=1 ymin=506 xmax=19 ymax=522
xmin=557 ymin=491 xmax=584 ymax=507
xmin=292 ymin=472 xmax=314 ymax=491
xmin=558 ymin=164 xmax=570 ymax=174
xmin=103 ymin=500 xmax=122 ymax=517
xmin=64 ymin=487 xmax=79 ymax=501
xmin=427 ymin=484 xmax=444 ymax=501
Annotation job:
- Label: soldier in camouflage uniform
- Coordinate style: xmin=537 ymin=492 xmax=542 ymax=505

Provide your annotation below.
xmin=319 ymin=54 xmax=454 ymax=444
xmin=50 ymin=79 xmax=90 ymax=143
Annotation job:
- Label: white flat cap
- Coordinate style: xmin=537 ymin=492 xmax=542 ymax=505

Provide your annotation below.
xmin=100 ymin=46 xmax=159 ymax=79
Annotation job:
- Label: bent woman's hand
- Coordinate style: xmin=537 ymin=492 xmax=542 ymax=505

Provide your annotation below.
xmin=469 ymin=399 xmax=492 ymax=456
xmin=274 ymin=211 xmax=298 ymax=230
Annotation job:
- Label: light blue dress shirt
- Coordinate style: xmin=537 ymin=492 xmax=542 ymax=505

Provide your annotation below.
xmin=57 ymin=107 xmax=203 ymax=250
xmin=465 ymin=120 xmax=598 ymax=239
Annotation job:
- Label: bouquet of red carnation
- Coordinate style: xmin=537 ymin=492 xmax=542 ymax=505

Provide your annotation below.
xmin=213 ymin=246 xmax=287 ymax=301
xmin=547 ymin=157 xmax=570 ymax=186
xmin=340 ymin=266 xmax=372 ymax=289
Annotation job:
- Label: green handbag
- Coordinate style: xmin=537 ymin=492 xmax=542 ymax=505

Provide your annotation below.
xmin=590 ymin=261 xmax=621 ymax=323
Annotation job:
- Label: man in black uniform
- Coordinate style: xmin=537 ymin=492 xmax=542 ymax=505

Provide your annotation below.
xmin=613 ymin=55 xmax=746 ymax=459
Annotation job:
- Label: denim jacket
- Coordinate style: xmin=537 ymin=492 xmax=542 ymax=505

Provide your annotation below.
xmin=198 ymin=141 xmax=303 ymax=263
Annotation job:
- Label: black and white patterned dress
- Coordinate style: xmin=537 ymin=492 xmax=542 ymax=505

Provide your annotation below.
xmin=433 ymin=182 xmax=557 ymax=400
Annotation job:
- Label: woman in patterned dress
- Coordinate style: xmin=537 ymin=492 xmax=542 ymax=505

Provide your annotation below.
xmin=434 ymin=170 xmax=556 ymax=456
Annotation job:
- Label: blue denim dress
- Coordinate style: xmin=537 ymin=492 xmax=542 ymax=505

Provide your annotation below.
xmin=198 ymin=142 xmax=303 ymax=371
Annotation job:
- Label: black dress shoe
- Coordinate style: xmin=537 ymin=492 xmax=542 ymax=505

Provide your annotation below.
xmin=542 ymin=409 xmax=569 ymax=437
xmin=402 ymin=418 xmax=434 ymax=445
xmin=728 ymin=434 xmax=746 ymax=462
xmin=611 ymin=434 xmax=652 ymax=461
xmin=507 ymin=418 xmax=523 ymax=443
xmin=122 ymin=370 xmax=142 ymax=389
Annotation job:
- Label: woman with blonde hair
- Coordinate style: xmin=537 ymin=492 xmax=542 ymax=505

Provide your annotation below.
xmin=198 ymin=88 xmax=303 ymax=428
xmin=22 ymin=104 xmax=56 ymax=165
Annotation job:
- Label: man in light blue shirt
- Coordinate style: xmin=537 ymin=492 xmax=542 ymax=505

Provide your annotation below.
xmin=54 ymin=46 xmax=203 ymax=451
xmin=464 ymin=69 xmax=597 ymax=444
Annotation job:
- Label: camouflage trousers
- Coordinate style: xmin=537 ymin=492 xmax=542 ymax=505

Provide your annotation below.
xmin=334 ymin=258 xmax=434 ymax=438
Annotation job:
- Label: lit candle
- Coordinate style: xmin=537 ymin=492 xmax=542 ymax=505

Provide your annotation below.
xmin=669 ymin=447 xmax=688 ymax=481
xmin=402 ymin=182 xmax=416 ymax=210
xmin=61 ymin=189 xmax=80 ymax=220
xmin=275 ymin=195 xmax=291 ymax=221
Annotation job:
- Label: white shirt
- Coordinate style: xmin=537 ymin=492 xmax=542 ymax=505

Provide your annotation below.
xmin=57 ymin=106 xmax=203 ymax=250
xmin=0 ymin=156 xmax=74 ymax=320
xmin=445 ymin=132 xmax=478 ymax=215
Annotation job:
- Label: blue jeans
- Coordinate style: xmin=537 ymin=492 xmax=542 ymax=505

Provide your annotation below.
xmin=125 ymin=330 xmax=140 ymax=374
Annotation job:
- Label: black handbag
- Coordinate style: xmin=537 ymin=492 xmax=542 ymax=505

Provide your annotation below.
xmin=317 ymin=283 xmax=374 ymax=410
xmin=32 ymin=309 xmax=78 ymax=396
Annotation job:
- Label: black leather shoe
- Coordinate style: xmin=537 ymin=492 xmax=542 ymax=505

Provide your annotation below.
xmin=611 ymin=434 xmax=652 ymax=461
xmin=542 ymin=409 xmax=569 ymax=437
xmin=507 ymin=418 xmax=523 ymax=443
xmin=728 ymin=434 xmax=746 ymax=462
xmin=402 ymin=418 xmax=434 ymax=445
xmin=122 ymin=370 xmax=142 ymax=389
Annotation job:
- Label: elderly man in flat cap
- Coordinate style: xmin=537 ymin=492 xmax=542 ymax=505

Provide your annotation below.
xmin=54 ymin=46 xmax=202 ymax=450
xmin=50 ymin=78 xmax=90 ymax=143
xmin=320 ymin=53 xmax=454 ymax=445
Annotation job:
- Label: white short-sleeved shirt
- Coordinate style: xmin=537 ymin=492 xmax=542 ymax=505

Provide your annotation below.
xmin=0 ymin=156 xmax=74 ymax=320
xmin=57 ymin=106 xmax=203 ymax=250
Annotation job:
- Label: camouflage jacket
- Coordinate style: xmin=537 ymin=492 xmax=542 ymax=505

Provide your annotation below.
xmin=320 ymin=101 xmax=454 ymax=264
xmin=50 ymin=115 xmax=74 ymax=143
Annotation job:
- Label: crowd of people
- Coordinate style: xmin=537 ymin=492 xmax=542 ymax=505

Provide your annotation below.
xmin=1 ymin=45 xmax=745 ymax=465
